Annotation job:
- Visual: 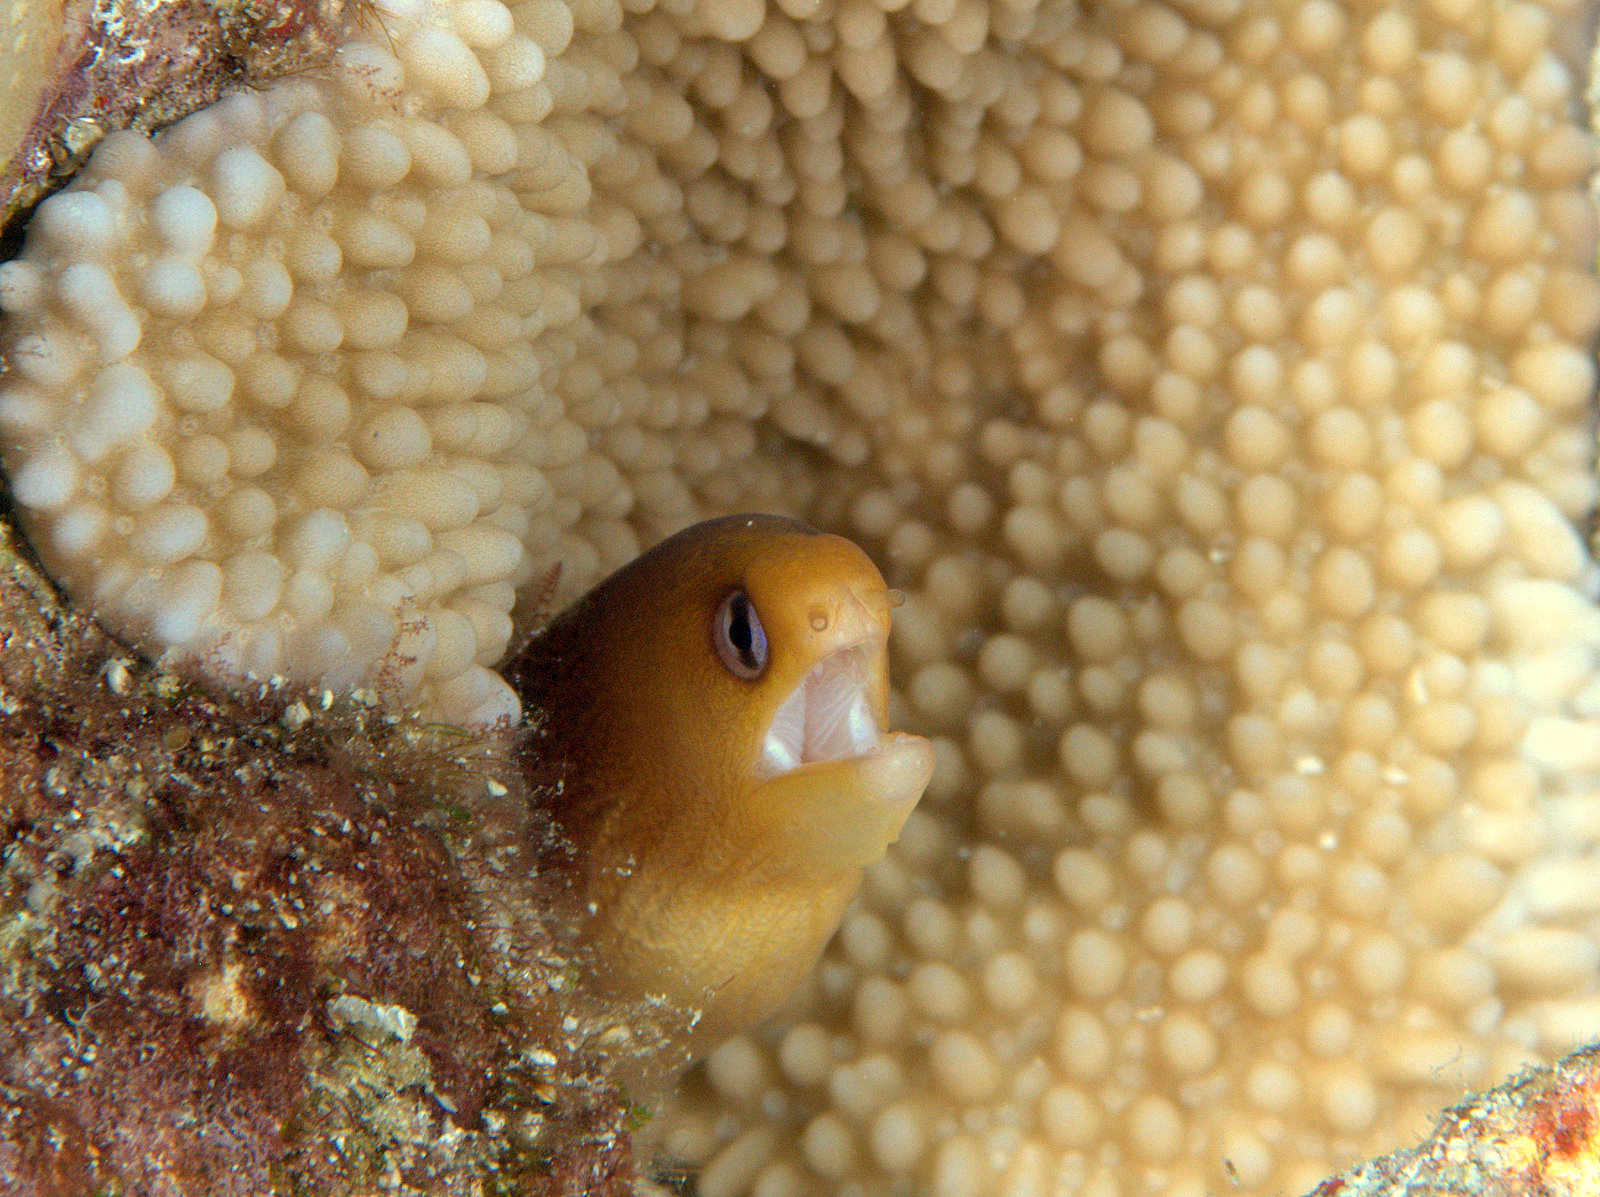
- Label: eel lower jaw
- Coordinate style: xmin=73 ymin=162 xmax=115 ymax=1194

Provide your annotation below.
xmin=751 ymin=733 xmax=934 ymax=869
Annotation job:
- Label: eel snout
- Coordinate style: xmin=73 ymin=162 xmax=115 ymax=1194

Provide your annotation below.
xmin=755 ymin=576 xmax=898 ymax=776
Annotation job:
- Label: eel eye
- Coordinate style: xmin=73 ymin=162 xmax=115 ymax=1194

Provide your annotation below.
xmin=714 ymin=590 xmax=768 ymax=680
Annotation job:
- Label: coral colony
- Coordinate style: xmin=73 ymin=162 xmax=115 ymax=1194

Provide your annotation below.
xmin=0 ymin=0 xmax=1598 ymax=1191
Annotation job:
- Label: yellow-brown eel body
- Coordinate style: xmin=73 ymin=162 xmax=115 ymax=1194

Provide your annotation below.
xmin=506 ymin=514 xmax=934 ymax=1050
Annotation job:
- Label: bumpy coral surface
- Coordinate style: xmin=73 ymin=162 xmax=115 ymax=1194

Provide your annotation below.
xmin=1 ymin=0 xmax=1598 ymax=1191
xmin=2 ymin=5 xmax=598 ymax=726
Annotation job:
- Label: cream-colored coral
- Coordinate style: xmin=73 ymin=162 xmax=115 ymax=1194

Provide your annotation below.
xmin=0 ymin=0 xmax=779 ymax=725
xmin=2 ymin=0 xmax=1599 ymax=1191
xmin=617 ymin=0 xmax=1599 ymax=1190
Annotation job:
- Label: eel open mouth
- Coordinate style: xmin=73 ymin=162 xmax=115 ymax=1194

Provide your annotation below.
xmin=757 ymin=642 xmax=880 ymax=777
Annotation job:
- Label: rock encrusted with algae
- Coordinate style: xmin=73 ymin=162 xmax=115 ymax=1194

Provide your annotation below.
xmin=1307 ymin=1042 xmax=1600 ymax=1196
xmin=0 ymin=0 xmax=351 ymax=223
xmin=0 ymin=515 xmax=664 ymax=1194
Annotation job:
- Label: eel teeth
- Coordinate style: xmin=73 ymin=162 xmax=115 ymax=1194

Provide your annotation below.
xmin=758 ymin=643 xmax=880 ymax=777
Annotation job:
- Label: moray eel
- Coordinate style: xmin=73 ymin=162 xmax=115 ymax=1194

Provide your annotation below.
xmin=506 ymin=514 xmax=934 ymax=1050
